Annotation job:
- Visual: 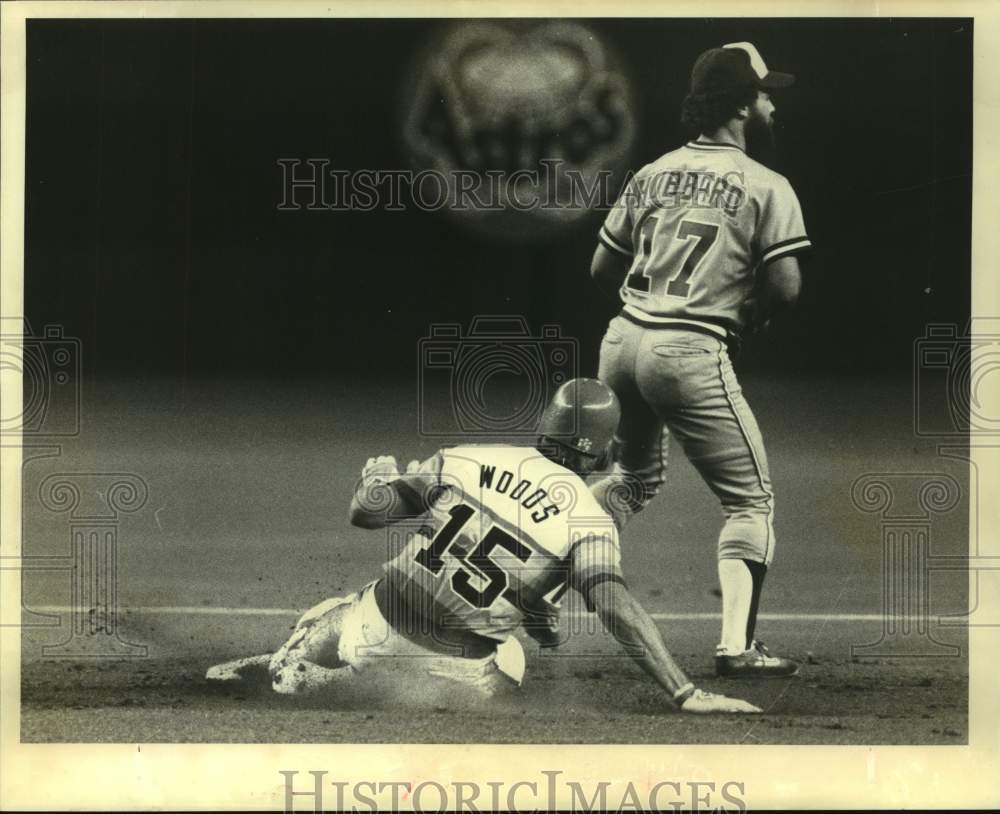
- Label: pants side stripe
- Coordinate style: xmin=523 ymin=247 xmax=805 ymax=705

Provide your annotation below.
xmin=715 ymin=347 xmax=775 ymax=562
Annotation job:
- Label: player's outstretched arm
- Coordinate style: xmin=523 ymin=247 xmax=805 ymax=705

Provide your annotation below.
xmin=348 ymin=455 xmax=432 ymax=529
xmin=588 ymin=580 xmax=762 ymax=714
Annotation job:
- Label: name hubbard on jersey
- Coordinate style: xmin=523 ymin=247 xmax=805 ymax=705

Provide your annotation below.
xmin=628 ymin=170 xmax=747 ymax=218
xmin=478 ymin=464 xmax=562 ymax=524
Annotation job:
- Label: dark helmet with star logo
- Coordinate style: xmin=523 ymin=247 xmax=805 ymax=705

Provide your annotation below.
xmin=538 ymin=378 xmax=621 ymax=468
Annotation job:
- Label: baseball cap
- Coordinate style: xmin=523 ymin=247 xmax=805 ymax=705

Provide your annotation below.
xmin=690 ymin=42 xmax=794 ymax=95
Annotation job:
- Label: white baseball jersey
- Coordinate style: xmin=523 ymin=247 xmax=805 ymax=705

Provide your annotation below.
xmin=599 ymin=139 xmax=811 ymax=335
xmin=384 ymin=445 xmax=623 ymax=641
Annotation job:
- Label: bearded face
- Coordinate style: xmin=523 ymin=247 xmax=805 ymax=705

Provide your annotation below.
xmin=745 ymin=93 xmax=778 ymax=166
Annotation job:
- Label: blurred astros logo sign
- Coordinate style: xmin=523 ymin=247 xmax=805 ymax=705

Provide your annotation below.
xmin=403 ymin=21 xmax=635 ymax=238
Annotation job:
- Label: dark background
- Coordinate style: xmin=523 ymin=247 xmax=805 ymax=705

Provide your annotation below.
xmin=20 ymin=18 xmax=973 ymax=746
xmin=24 ymin=18 xmax=972 ymax=384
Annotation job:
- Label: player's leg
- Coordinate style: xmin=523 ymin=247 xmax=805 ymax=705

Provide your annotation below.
xmin=348 ymin=581 xmax=525 ymax=698
xmin=425 ymin=636 xmax=526 ymax=697
xmin=268 ymin=594 xmax=358 ymax=694
xmin=700 ymin=345 xmax=779 ymax=664
xmin=633 ymin=330 xmax=795 ymax=677
xmin=664 ymin=378 xmax=775 ymax=657
xmin=593 ymin=315 xmax=670 ymax=528
xmin=207 ymin=596 xmax=357 ymax=692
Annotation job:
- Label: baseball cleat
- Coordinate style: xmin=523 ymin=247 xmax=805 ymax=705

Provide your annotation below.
xmin=714 ymin=640 xmax=799 ymax=678
xmin=271 ymin=660 xmax=355 ymax=695
xmin=206 ymin=654 xmax=272 ymax=684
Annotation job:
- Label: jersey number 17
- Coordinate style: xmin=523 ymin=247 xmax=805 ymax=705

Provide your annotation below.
xmin=625 ymin=217 xmax=719 ymax=299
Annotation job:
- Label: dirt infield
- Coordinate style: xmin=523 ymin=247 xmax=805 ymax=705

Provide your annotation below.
xmin=21 ymin=612 xmax=967 ymax=744
xmin=17 ymin=377 xmax=971 ymax=744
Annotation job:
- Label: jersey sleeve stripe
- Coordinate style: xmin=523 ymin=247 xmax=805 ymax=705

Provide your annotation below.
xmin=761 ymin=236 xmax=811 ymax=264
xmin=599 ymin=226 xmax=633 ymax=257
xmin=565 ymin=530 xmax=618 ymax=561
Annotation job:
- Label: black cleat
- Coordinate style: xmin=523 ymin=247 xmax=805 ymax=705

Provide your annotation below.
xmin=715 ymin=640 xmax=799 ymax=678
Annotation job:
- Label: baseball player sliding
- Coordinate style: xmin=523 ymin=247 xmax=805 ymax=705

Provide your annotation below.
xmin=208 ymin=380 xmax=760 ymax=714
xmin=590 ymin=43 xmax=811 ymax=677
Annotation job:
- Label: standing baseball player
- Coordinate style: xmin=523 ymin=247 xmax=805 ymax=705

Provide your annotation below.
xmin=208 ymin=379 xmax=760 ymax=714
xmin=589 ymin=43 xmax=810 ymax=677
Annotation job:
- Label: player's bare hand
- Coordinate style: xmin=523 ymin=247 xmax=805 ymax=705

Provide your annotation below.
xmin=362 ymin=455 xmax=401 ymax=482
xmin=524 ymin=615 xmax=562 ymax=648
xmin=739 ymin=296 xmax=772 ymax=335
xmin=680 ymin=689 xmax=761 ymax=714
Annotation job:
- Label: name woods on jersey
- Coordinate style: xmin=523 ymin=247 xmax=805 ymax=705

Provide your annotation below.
xmin=206 ymin=379 xmax=761 ymax=714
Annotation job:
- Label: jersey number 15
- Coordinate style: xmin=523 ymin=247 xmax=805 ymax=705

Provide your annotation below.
xmin=414 ymin=504 xmax=532 ymax=609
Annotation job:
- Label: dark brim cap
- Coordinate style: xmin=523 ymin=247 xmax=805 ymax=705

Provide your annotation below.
xmin=691 ymin=41 xmax=795 ymax=94
xmin=760 ymin=69 xmax=795 ymax=89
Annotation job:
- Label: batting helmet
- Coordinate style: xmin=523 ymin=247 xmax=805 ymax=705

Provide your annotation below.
xmin=538 ymin=378 xmax=621 ymax=457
